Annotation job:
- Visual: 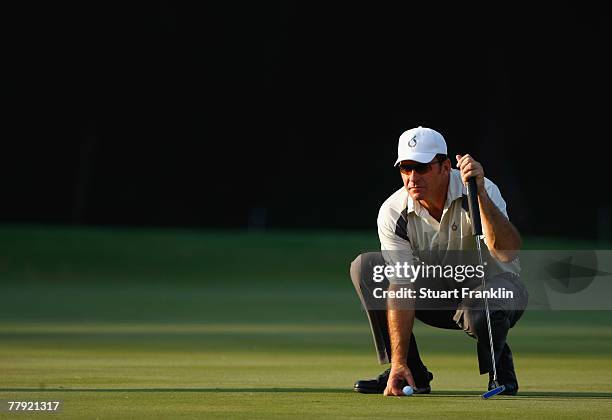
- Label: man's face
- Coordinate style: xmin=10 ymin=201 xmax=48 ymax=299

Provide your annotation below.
xmin=399 ymin=157 xmax=450 ymax=202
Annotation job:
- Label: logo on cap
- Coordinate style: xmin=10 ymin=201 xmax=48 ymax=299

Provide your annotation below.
xmin=408 ymin=135 xmax=417 ymax=148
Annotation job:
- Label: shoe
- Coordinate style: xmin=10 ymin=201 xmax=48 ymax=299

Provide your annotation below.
xmin=353 ymin=368 xmax=433 ymax=394
xmin=488 ymin=378 xmax=518 ymax=396
xmin=488 ymin=343 xmax=519 ymax=395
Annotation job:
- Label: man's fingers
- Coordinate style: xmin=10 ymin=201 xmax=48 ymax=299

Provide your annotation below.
xmin=405 ymin=374 xmax=416 ymax=388
xmin=461 ymin=162 xmax=479 ymax=173
xmin=462 ymin=169 xmax=481 ymax=181
xmin=456 ymin=154 xmax=471 ymax=167
xmin=455 ymin=154 xmax=464 ymax=168
xmin=385 ymin=376 xmax=408 ymax=397
xmin=391 ymin=384 xmax=404 ymax=396
xmin=456 ymin=154 xmax=479 ymax=172
xmin=384 ymin=385 xmax=401 ymax=396
xmin=391 ymin=377 xmax=403 ymax=396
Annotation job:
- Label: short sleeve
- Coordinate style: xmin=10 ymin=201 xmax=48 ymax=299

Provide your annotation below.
xmin=377 ymin=205 xmax=418 ymax=285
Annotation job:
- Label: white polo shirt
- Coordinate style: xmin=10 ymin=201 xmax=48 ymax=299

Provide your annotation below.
xmin=378 ymin=169 xmax=520 ymax=283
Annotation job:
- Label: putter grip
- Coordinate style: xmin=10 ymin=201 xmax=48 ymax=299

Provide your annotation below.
xmin=467 ymin=177 xmax=483 ymax=236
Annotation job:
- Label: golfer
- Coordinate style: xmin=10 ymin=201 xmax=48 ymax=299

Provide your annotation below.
xmin=350 ymin=126 xmax=528 ymax=396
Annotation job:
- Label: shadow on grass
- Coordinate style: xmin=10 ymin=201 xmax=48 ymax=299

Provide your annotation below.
xmin=425 ymin=390 xmax=612 ymax=399
xmin=1 ymin=388 xmax=612 ymax=399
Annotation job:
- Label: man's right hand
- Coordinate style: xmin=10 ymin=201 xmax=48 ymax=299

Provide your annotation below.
xmin=383 ymin=363 xmax=416 ymax=396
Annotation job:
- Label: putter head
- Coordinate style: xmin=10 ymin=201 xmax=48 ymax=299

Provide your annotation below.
xmin=482 ymin=383 xmax=506 ymax=399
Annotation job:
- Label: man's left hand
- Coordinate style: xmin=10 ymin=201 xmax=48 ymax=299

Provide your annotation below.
xmin=456 ymin=154 xmax=485 ymax=193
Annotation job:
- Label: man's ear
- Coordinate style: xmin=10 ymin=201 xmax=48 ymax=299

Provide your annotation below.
xmin=442 ymin=159 xmax=451 ymax=173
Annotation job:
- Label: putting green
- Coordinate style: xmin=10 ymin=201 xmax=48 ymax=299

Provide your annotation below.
xmin=1 ymin=226 xmax=611 ymax=418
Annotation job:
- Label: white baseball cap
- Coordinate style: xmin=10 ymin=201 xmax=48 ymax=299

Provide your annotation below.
xmin=394 ymin=126 xmax=447 ymax=166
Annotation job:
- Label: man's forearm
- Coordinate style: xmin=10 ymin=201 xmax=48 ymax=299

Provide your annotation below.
xmin=478 ymin=190 xmax=522 ymax=262
xmin=387 ymin=307 xmax=415 ymax=365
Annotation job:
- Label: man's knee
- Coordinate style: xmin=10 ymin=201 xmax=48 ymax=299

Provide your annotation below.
xmin=462 ymin=309 xmax=511 ymax=339
xmin=350 ymin=254 xmax=363 ymax=287
xmin=350 ymin=252 xmax=384 ymax=287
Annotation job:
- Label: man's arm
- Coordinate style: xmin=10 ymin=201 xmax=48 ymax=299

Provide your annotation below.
xmin=377 ymin=198 xmax=419 ymax=395
xmin=456 ymin=154 xmax=521 ymax=262
xmin=477 ymin=188 xmax=521 ymax=262
xmin=384 ymin=285 xmax=417 ymax=396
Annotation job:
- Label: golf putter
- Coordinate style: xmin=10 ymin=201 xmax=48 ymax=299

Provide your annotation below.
xmin=466 ymin=177 xmax=506 ymax=399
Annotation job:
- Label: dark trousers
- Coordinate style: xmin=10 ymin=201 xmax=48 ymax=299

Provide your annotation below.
xmin=350 ymin=252 xmax=528 ymax=381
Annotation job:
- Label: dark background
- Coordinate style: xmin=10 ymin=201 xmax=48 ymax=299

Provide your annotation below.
xmin=4 ymin=2 xmax=611 ymax=240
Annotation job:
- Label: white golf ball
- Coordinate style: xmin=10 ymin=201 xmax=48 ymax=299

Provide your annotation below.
xmin=402 ymin=385 xmax=414 ymax=396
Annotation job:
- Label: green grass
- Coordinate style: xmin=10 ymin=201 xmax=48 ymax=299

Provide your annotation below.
xmin=1 ymin=225 xmax=611 ymax=418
